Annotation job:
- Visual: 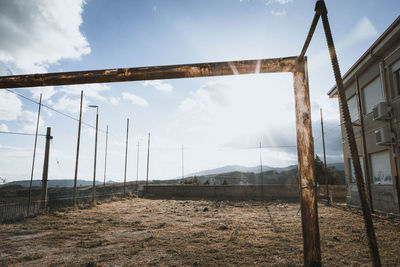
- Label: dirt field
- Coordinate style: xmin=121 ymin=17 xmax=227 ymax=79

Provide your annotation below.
xmin=0 ymin=198 xmax=399 ymax=266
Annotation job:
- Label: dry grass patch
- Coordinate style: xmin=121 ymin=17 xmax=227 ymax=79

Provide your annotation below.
xmin=0 ymin=198 xmax=399 ymax=266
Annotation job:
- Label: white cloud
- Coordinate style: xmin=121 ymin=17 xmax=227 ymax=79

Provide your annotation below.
xmin=0 ymin=90 xmax=22 ymax=121
xmin=143 ymin=80 xmax=173 ymax=92
xmin=109 ymin=96 xmax=120 ymax=105
xmin=0 ymin=123 xmax=8 ymax=132
xmin=179 ymin=80 xmax=229 ymax=113
xmin=83 ymin=127 xmax=96 ymax=138
xmin=0 ymin=0 xmax=90 ymax=74
xmin=28 ymin=86 xmax=56 ymax=101
xmin=53 ymin=95 xmax=88 ymax=114
xmin=59 ymin=84 xmax=111 ymax=102
xmin=266 ymin=0 xmax=292 ymax=5
xmin=341 ymin=17 xmax=378 ymax=50
xmin=270 ymin=10 xmax=287 ymax=17
xmin=310 ymin=16 xmax=377 ymax=70
xmin=122 ymin=92 xmax=149 ymax=107
xmin=177 ymin=74 xmax=295 ymax=143
xmin=0 ymin=0 xmax=91 ymax=134
xmin=18 ymin=110 xmax=45 ymax=133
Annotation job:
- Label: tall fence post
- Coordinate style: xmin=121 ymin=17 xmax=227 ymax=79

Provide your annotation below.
xmin=145 ymin=133 xmax=150 ymax=194
xmin=40 ymin=127 xmax=52 ymax=210
xmin=73 ymin=91 xmax=83 ymax=208
xmin=28 ymin=93 xmax=42 ymax=214
xmin=123 ymin=118 xmax=129 ymax=197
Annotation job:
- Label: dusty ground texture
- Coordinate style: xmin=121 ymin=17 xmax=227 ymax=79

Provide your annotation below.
xmin=0 ymin=199 xmax=399 ymax=266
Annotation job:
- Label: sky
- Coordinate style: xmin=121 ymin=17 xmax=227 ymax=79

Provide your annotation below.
xmin=0 ymin=0 xmax=398 ymax=183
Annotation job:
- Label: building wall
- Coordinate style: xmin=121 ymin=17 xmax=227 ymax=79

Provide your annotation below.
xmin=340 ymin=40 xmax=400 ymax=214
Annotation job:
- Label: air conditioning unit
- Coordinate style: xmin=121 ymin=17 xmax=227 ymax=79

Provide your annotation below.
xmin=375 ymin=128 xmax=392 ymax=145
xmin=372 ymin=102 xmax=390 ymax=120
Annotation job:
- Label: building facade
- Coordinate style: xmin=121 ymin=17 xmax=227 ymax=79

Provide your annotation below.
xmin=328 ymin=16 xmax=400 ymax=214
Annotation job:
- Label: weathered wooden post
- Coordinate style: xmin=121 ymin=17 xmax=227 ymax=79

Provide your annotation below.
xmin=293 ymin=58 xmax=321 ymax=266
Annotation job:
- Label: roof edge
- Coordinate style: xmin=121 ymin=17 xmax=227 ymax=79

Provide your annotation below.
xmin=327 ymin=16 xmax=400 ymax=98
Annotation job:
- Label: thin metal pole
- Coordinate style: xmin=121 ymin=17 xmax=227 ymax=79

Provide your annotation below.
xmin=317 ymin=1 xmax=381 ymax=265
xmin=73 ymin=91 xmax=83 ymax=208
xmin=259 ymin=142 xmax=263 ymax=184
xmin=92 ymin=108 xmax=98 ymax=206
xmin=28 ymin=93 xmax=42 ymax=213
xmin=145 ymin=133 xmax=150 ymax=193
xmin=40 ymin=127 xmax=52 ymax=210
xmin=136 ymin=141 xmax=140 ymax=196
xmin=182 ymin=144 xmax=184 ymax=179
xmin=123 ymin=118 xmax=129 ymax=197
xmin=320 ymin=108 xmax=330 ymax=204
xmin=103 ymin=125 xmax=108 ymax=186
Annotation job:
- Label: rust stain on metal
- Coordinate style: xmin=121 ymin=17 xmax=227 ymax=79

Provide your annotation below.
xmin=0 ymin=57 xmax=298 ymax=89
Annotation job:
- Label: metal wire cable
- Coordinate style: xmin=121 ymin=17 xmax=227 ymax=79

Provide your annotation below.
xmin=6 ymin=89 xmax=110 ymax=135
xmin=0 ymin=130 xmax=46 ymax=137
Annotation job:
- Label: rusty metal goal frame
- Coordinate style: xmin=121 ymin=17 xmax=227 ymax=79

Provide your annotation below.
xmin=0 ymin=56 xmax=321 ymax=265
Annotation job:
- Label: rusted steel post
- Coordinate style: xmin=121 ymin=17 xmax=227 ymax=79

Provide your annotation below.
xmin=320 ymin=108 xmax=330 ymax=204
xmin=123 ymin=118 xmax=129 ymax=197
xmin=316 ymin=0 xmax=381 ymax=265
xmin=293 ymin=58 xmax=321 ymax=266
xmin=299 ymin=13 xmax=320 ymax=61
xmin=40 ymin=127 xmax=52 ymax=210
xmin=355 ymin=75 xmax=374 ymax=212
xmin=0 ymin=57 xmax=297 ymax=89
xmin=73 ymin=91 xmax=83 ymax=208
xmin=28 ymin=93 xmax=42 ymax=214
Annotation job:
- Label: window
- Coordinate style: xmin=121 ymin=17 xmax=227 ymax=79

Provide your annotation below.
xmin=347 ymin=95 xmax=358 ymax=122
xmin=392 ymin=60 xmax=400 ymax=97
xmin=348 ymin=156 xmax=365 ymax=183
xmin=362 ymin=76 xmax=384 ymax=114
xmin=370 ymin=150 xmax=392 ymax=184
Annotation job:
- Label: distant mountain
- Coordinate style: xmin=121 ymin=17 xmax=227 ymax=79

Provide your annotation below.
xmin=186 ymin=162 xmax=344 ymax=178
xmin=327 ymin=162 xmax=344 ymax=171
xmin=0 ymin=179 xmax=109 ymax=188
xmin=186 ymin=164 xmax=298 ymax=177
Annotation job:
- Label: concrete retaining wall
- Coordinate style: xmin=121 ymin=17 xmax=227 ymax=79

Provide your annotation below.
xmin=141 ymin=184 xmax=347 ymax=202
xmin=347 ymin=184 xmax=399 ymax=214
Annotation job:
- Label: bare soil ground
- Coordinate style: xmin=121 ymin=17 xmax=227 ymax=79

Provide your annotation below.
xmin=0 ymin=198 xmax=399 ymax=266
